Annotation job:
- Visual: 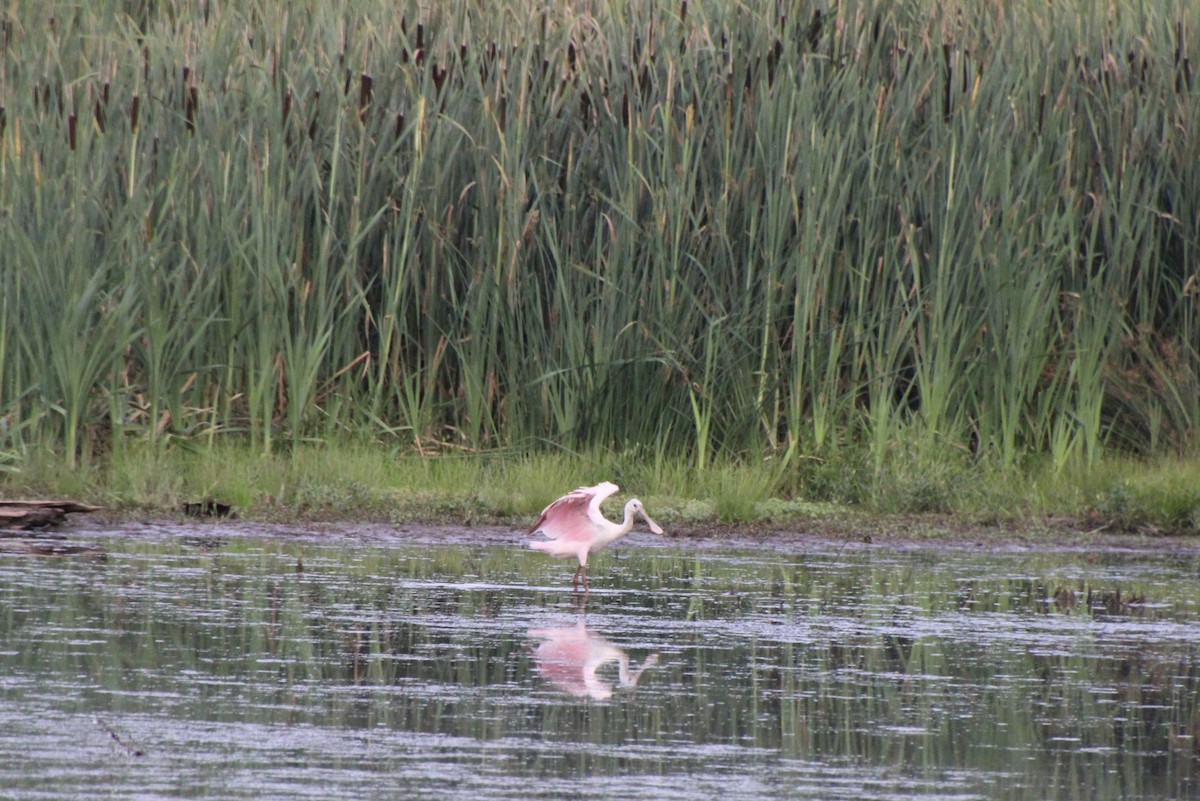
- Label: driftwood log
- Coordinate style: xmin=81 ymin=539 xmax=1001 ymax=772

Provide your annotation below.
xmin=0 ymin=500 xmax=102 ymax=532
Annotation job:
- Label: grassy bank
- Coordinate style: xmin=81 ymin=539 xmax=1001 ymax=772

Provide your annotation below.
xmin=2 ymin=0 xmax=1199 ymax=534
xmin=4 ymin=442 xmax=1199 ymax=536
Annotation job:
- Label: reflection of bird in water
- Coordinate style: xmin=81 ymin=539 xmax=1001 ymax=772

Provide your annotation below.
xmin=527 ymin=482 xmax=663 ymax=592
xmin=528 ymin=623 xmax=660 ymax=701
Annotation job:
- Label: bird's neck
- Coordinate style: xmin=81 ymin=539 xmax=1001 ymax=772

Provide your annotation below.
xmin=596 ymin=503 xmax=637 ymax=549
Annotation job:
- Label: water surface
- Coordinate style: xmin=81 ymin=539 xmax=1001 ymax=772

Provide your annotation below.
xmin=2 ymin=524 xmax=1198 ymax=799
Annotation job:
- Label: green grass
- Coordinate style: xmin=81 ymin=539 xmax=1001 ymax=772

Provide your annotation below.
xmin=4 ymin=442 xmax=1199 ymax=535
xmin=2 ymin=0 xmax=1199 ymax=525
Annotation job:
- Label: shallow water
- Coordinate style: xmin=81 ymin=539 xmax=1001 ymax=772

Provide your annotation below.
xmin=1 ymin=524 xmax=1198 ymax=800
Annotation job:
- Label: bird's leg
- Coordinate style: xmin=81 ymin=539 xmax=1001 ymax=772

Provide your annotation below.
xmin=580 ymin=565 xmax=590 ymax=593
xmin=572 ymin=564 xmax=583 ymax=592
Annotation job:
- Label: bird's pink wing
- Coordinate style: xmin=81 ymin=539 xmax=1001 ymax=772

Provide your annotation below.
xmin=584 ymin=481 xmax=619 ymax=523
xmin=527 ymin=483 xmax=618 ymax=543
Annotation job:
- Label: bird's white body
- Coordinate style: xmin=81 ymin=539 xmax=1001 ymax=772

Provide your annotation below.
xmin=527 ymin=482 xmax=663 ymax=590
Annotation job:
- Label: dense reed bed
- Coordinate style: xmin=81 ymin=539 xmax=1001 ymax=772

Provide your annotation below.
xmin=2 ymin=0 xmax=1198 ymax=488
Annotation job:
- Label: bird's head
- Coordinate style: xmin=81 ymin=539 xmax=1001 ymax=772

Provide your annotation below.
xmin=626 ymin=499 xmax=664 ymax=534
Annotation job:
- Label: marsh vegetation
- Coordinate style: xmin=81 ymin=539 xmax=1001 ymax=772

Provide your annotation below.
xmin=1 ymin=0 xmax=1199 ymax=529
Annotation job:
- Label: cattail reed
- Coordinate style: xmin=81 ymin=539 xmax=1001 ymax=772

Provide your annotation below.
xmin=358 ymin=73 xmax=372 ymax=122
xmin=1 ymin=0 xmax=1197 ymax=474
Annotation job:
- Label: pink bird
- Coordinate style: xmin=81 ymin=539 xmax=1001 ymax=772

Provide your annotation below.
xmin=527 ymin=482 xmax=664 ymax=591
xmin=528 ymin=623 xmax=660 ymax=700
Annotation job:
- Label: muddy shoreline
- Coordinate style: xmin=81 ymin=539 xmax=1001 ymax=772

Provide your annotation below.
xmin=6 ymin=510 xmax=1199 ymax=556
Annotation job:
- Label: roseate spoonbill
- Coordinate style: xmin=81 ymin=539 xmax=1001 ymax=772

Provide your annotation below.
xmin=528 ymin=623 xmax=659 ymax=700
xmin=527 ymin=481 xmax=663 ymax=591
